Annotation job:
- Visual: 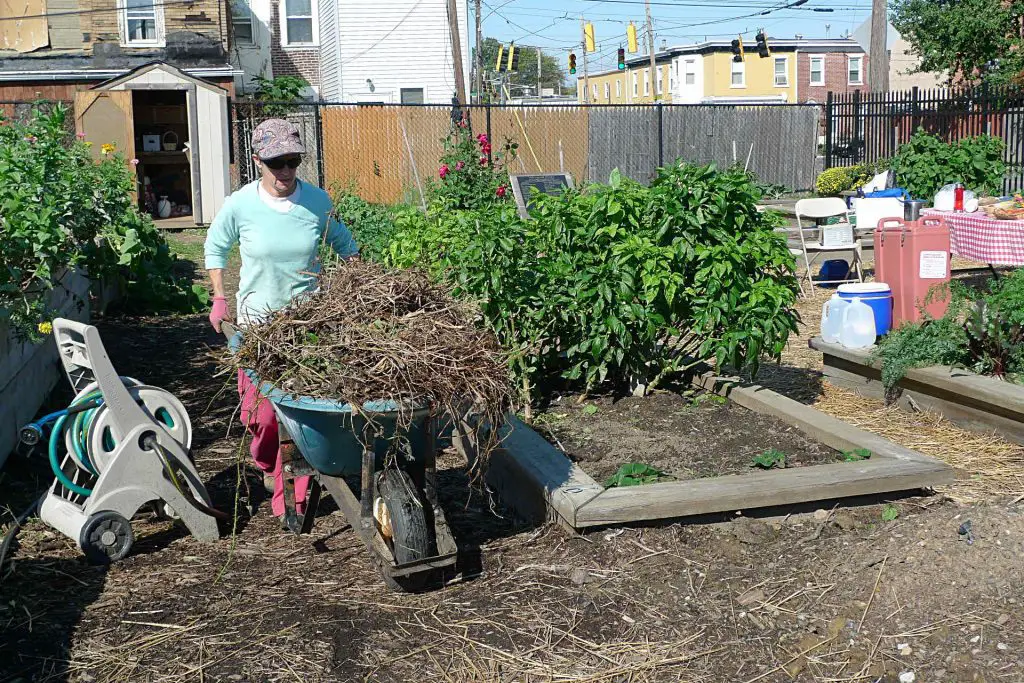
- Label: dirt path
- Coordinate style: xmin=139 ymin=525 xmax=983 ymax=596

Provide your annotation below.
xmin=1 ymin=239 xmax=1022 ymax=682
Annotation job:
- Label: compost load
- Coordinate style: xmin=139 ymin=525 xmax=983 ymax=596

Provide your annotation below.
xmin=232 ymin=259 xmax=514 ymax=459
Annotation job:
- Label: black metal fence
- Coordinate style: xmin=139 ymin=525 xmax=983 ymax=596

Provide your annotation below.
xmin=825 ymin=85 xmax=1024 ymax=193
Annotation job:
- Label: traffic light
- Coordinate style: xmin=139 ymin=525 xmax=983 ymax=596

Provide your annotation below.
xmin=756 ymin=30 xmax=771 ymax=58
xmin=626 ymin=22 xmax=638 ymax=53
xmin=584 ymin=22 xmax=595 ymax=52
xmin=569 ymin=52 xmax=577 ymax=75
xmin=730 ymin=35 xmax=744 ymax=63
xmin=495 ymin=43 xmax=505 ymax=72
xmin=507 ymin=43 xmax=518 ymax=71
xmin=617 ymin=47 xmax=626 ymax=70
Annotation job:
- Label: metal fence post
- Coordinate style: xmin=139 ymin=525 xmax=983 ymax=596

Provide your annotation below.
xmin=313 ymin=103 xmax=326 ymax=189
xmin=911 ymin=86 xmax=920 ymax=135
xmin=485 ymin=104 xmax=493 ymax=163
xmin=824 ymin=91 xmax=833 ymax=169
xmin=852 ymin=89 xmax=862 ymax=164
xmin=227 ymin=99 xmax=235 ymax=166
xmin=656 ymin=102 xmax=664 ymax=168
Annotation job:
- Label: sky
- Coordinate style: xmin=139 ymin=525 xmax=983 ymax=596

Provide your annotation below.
xmin=480 ymin=0 xmax=875 ymax=74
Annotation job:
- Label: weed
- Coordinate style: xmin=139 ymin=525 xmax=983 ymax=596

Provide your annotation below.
xmin=842 ymin=448 xmax=872 ymax=462
xmin=881 ymin=504 xmax=900 ymax=521
xmin=751 ymin=449 xmax=786 ymax=469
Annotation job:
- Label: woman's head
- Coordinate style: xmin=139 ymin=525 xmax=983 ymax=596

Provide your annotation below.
xmin=251 ymin=118 xmax=306 ymax=196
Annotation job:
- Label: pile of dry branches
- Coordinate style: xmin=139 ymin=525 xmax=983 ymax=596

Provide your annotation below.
xmin=231 ymin=260 xmax=514 ymax=459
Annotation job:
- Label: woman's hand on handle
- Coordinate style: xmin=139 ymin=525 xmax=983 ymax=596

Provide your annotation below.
xmin=209 ymin=296 xmax=229 ymax=333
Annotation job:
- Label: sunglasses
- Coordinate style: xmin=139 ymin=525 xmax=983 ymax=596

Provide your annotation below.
xmin=263 ymin=156 xmax=302 ymax=170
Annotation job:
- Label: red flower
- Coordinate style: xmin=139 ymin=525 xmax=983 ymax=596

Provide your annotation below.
xmin=455 ymin=161 xmax=465 ymax=171
xmin=476 ymin=133 xmax=488 ymax=145
xmin=482 ymin=143 xmax=492 ymax=155
xmin=496 ymin=185 xmax=507 ymax=198
xmin=458 ymin=118 xmax=468 ymax=128
xmin=439 ymin=164 xmax=449 ymax=179
xmin=479 ymin=156 xmax=488 ymax=166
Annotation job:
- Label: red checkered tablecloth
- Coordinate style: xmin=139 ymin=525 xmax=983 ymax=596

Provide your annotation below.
xmin=922 ymin=209 xmax=1024 ymax=265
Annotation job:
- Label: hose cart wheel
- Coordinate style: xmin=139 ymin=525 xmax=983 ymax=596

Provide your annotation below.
xmin=80 ymin=511 xmax=134 ymax=564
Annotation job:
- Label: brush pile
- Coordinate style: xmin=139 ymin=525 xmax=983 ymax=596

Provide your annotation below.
xmin=231 ymin=259 xmax=514 ymax=458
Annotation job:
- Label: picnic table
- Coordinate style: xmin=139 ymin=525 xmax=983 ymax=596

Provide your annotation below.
xmin=923 ymin=208 xmax=1024 ymax=266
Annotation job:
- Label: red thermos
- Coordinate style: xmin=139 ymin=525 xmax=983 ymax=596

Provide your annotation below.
xmin=954 ymin=183 xmax=965 ymax=212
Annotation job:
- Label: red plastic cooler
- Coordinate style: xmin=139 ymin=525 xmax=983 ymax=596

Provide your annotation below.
xmin=873 ymin=216 xmax=951 ymax=327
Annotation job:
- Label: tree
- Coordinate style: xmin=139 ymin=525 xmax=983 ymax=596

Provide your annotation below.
xmin=890 ymin=0 xmax=1024 ymax=85
xmin=477 ymin=37 xmax=567 ymax=98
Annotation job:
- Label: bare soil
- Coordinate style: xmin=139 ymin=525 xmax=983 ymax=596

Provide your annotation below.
xmin=1 ymin=241 xmax=1022 ymax=682
xmin=538 ymin=392 xmax=841 ymax=483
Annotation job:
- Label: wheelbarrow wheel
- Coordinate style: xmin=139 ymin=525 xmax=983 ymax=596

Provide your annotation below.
xmin=374 ymin=469 xmax=434 ymax=565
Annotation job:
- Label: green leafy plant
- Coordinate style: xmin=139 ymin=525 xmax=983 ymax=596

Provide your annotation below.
xmin=0 ymin=103 xmax=203 ymax=340
xmin=881 ymin=504 xmax=900 ymax=522
xmin=427 ymin=119 xmax=518 ymax=211
xmin=247 ymin=75 xmax=309 ymax=116
xmin=751 ymin=448 xmax=786 ymax=469
xmin=888 ymin=130 xmax=1006 ymax=200
xmin=582 ymin=404 xmax=599 ymax=416
xmin=329 ymin=185 xmax=413 ymax=263
xmin=842 ymin=448 xmax=872 ymax=462
xmin=604 ymin=462 xmax=675 ymax=488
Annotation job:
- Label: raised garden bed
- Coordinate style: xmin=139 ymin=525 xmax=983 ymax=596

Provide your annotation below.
xmin=486 ymin=367 xmax=954 ymax=529
xmin=810 ymin=336 xmax=1024 ymax=446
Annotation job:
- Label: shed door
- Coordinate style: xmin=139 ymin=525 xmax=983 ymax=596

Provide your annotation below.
xmin=74 ymin=91 xmax=136 ymax=162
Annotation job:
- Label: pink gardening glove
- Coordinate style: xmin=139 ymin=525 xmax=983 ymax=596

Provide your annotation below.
xmin=209 ymin=296 xmax=228 ymax=333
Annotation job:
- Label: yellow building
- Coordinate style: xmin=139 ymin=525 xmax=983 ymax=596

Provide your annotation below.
xmin=578 ymin=38 xmax=862 ymax=104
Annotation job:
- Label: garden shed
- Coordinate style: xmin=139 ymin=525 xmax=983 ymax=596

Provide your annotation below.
xmin=74 ymin=61 xmax=231 ymax=227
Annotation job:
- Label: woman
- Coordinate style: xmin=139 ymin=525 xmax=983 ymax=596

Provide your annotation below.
xmin=204 ymin=118 xmax=358 ymax=520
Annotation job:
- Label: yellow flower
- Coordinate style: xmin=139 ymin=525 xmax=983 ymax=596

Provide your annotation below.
xmin=100 ymin=143 xmax=116 ymax=156
xmin=37 ymin=321 xmax=53 ymax=335
xmin=84 ymin=141 xmax=93 ymax=148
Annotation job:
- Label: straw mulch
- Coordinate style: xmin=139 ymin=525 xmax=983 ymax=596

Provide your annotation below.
xmin=230 ymin=260 xmax=514 ymax=460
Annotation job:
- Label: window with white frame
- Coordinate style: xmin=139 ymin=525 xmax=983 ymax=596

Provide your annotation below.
xmin=120 ymin=0 xmax=164 ymax=46
xmin=669 ymin=63 xmax=676 ymax=91
xmin=616 ymin=79 xmax=621 ymax=98
xmin=282 ymin=0 xmax=317 ymax=46
xmin=633 ymin=72 xmax=639 ymax=96
xmin=231 ymin=0 xmax=254 ymax=46
xmin=848 ymin=55 xmax=863 ymax=85
xmin=643 ymin=68 xmax=650 ymax=96
xmin=592 ymin=83 xmax=598 ymax=100
xmin=656 ymin=66 xmax=663 ymax=94
xmin=730 ymin=59 xmax=745 ymax=87
xmin=604 ymin=82 xmax=610 ymax=100
xmin=684 ymin=59 xmax=696 ymax=85
xmin=809 ymin=55 xmax=824 ymax=86
xmin=774 ymin=56 xmax=788 ymax=87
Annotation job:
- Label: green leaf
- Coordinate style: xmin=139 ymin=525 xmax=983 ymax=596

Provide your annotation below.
xmin=881 ymin=504 xmax=900 ymax=522
xmin=603 ymin=462 xmax=674 ymax=488
xmin=750 ymin=449 xmax=786 ymax=469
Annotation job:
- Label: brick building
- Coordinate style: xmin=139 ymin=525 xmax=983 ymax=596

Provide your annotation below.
xmin=796 ymin=43 xmax=870 ymax=103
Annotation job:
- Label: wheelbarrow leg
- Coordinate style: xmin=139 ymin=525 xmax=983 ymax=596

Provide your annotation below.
xmin=423 ymin=414 xmax=438 ymax=509
xmin=359 ymin=446 xmax=374 ymax=530
xmin=277 ymin=419 xmax=321 ymax=534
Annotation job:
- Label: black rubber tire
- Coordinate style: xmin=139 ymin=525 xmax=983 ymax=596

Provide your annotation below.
xmin=374 ymin=469 xmax=434 ymax=565
xmin=79 ymin=511 xmax=134 ymax=565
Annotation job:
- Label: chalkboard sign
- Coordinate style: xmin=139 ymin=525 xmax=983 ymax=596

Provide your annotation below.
xmin=510 ymin=173 xmax=574 ymax=218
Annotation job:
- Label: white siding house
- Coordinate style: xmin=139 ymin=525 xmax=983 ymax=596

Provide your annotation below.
xmin=318 ymin=0 xmax=471 ymax=103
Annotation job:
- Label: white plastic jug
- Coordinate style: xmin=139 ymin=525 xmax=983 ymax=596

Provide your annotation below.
xmin=820 ymin=294 xmax=850 ymax=344
xmin=840 ymin=297 xmax=877 ymax=349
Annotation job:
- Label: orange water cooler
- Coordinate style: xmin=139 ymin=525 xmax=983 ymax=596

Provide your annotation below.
xmin=873 ymin=216 xmax=952 ymax=328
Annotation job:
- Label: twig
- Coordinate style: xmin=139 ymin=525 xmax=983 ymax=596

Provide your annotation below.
xmin=858 ymin=555 xmax=888 ymax=633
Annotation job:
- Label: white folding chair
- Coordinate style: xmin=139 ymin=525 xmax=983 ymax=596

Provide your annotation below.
xmin=794 ymin=197 xmax=863 ymax=291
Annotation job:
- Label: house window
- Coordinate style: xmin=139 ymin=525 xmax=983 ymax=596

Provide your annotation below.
xmin=615 ymin=79 xmax=621 ymax=98
xmin=120 ymin=0 xmax=163 ymax=46
xmin=669 ymin=64 xmax=676 ymax=92
xmin=283 ymin=0 xmax=317 ymax=46
xmin=231 ymin=0 xmax=254 ymax=46
xmin=730 ymin=59 xmax=745 ymax=87
xmin=809 ymin=55 xmax=824 ymax=86
xmin=604 ymin=82 xmax=610 ymax=101
xmin=592 ymin=83 xmax=597 ymax=101
xmin=848 ymin=55 xmax=863 ymax=85
xmin=400 ymin=88 xmax=424 ymax=104
xmin=633 ymin=72 xmax=638 ymax=97
xmin=774 ymin=57 xmax=788 ymax=87
xmin=643 ymin=68 xmax=650 ymax=96
xmin=684 ymin=59 xmax=696 ymax=85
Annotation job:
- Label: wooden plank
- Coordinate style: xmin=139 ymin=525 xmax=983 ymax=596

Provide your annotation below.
xmin=574 ymin=458 xmax=952 ymax=527
xmin=689 ymin=366 xmax=943 ymax=466
xmin=487 ymin=416 xmax=603 ymax=529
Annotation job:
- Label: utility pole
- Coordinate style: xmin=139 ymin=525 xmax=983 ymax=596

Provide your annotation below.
xmin=447 ymin=0 xmax=468 ymax=106
xmin=474 ymin=0 xmax=483 ymax=103
xmin=868 ymin=0 xmax=888 ymax=93
xmin=580 ymin=15 xmax=590 ymax=103
xmin=645 ymin=0 xmax=657 ymax=100
xmin=537 ymin=46 xmax=542 ymax=102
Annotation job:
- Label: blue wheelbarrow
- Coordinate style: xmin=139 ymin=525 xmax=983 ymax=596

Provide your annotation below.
xmin=224 ymin=323 xmax=460 ymax=592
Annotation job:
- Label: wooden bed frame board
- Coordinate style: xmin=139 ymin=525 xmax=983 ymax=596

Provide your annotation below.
xmin=494 ymin=368 xmax=954 ymax=530
xmin=810 ymin=336 xmax=1024 ymax=445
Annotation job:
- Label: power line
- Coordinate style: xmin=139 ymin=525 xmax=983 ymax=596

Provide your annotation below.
xmin=0 ymin=0 xmax=198 ymax=22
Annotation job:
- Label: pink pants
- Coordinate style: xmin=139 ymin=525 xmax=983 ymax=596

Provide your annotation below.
xmin=238 ymin=370 xmax=310 ymax=517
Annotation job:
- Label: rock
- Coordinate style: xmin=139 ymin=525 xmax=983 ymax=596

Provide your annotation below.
xmin=899 ymin=644 xmax=913 ymax=656
xmin=570 ymin=568 xmax=596 ymax=585
xmin=734 ymin=518 xmax=776 ymax=545
xmin=996 ymin=614 xmax=1010 ymax=626
xmin=833 ymin=512 xmax=859 ymax=531
xmin=813 ymin=509 xmax=830 ymax=521
xmin=899 ymin=673 xmax=916 ymax=683
xmin=970 ymin=635 xmax=981 ymax=644
xmin=736 ymin=588 xmax=766 ymax=607
xmin=997 ymin=642 xmax=1009 ymax=651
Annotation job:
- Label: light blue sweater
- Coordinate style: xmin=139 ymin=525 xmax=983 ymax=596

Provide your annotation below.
xmin=204 ymin=180 xmax=358 ymax=323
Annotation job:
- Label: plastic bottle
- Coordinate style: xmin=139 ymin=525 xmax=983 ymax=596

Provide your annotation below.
xmin=840 ymin=297 xmax=877 ymax=349
xmin=954 ymin=183 xmax=965 ymax=212
xmin=820 ymin=294 xmax=850 ymax=344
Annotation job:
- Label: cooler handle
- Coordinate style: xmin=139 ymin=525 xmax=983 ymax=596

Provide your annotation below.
xmin=921 ymin=217 xmax=944 ymax=228
xmin=876 ymin=217 xmax=906 ymax=247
